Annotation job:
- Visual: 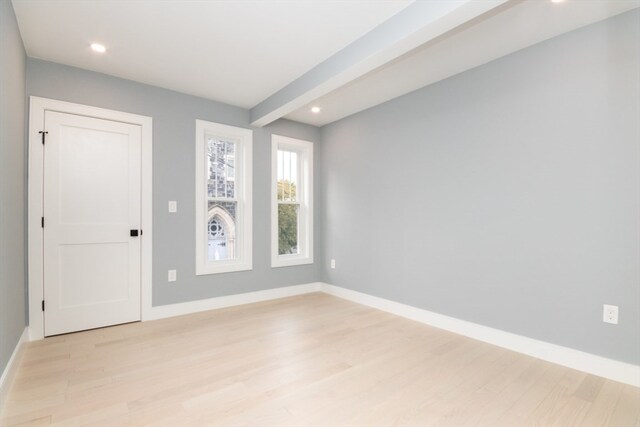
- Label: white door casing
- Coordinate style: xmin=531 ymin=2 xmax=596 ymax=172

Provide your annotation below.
xmin=28 ymin=97 xmax=153 ymax=340
xmin=43 ymin=111 xmax=141 ymax=336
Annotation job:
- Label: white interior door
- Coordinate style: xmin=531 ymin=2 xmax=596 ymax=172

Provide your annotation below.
xmin=43 ymin=111 xmax=142 ymax=336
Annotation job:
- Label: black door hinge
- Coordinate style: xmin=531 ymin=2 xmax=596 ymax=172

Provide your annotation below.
xmin=42 ymin=300 xmax=45 ymax=311
xmin=41 ymin=217 xmax=44 ymax=228
xmin=39 ymin=131 xmax=48 ymax=145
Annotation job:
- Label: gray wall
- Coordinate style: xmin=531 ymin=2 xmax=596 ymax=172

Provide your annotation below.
xmin=26 ymin=59 xmax=321 ymax=307
xmin=11 ymin=5 xmax=639 ymax=368
xmin=0 ymin=0 xmax=27 ymax=374
xmin=320 ymin=10 xmax=640 ymax=364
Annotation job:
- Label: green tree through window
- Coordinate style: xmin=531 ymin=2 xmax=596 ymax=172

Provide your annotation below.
xmin=278 ymin=180 xmax=298 ymax=255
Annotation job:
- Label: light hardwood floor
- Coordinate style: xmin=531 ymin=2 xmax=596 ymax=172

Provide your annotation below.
xmin=2 ymin=293 xmax=639 ymax=427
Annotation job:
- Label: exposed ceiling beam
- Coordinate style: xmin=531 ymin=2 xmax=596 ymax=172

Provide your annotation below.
xmin=250 ymin=0 xmax=510 ymax=127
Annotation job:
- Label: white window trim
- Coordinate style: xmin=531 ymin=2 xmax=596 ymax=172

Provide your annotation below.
xmin=271 ymin=135 xmax=314 ymax=268
xmin=195 ymin=119 xmax=252 ymax=275
xmin=27 ymin=97 xmax=153 ymax=340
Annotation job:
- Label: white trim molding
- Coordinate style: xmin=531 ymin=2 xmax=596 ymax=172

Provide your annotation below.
xmin=28 ymin=97 xmax=153 ymax=340
xmin=148 ymin=283 xmax=322 ymax=321
xmin=0 ymin=328 xmax=29 ymax=413
xmin=320 ymin=283 xmax=640 ymax=387
xmin=22 ymin=254 xmax=638 ymax=388
xmin=271 ymin=135 xmax=314 ymax=268
xmin=195 ymin=119 xmax=253 ymax=275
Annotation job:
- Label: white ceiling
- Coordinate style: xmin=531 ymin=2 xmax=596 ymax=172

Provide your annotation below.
xmin=12 ymin=0 xmax=640 ymax=127
xmin=12 ymin=0 xmax=412 ymax=108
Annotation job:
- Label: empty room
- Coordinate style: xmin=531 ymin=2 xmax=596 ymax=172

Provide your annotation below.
xmin=1 ymin=0 xmax=639 ymax=425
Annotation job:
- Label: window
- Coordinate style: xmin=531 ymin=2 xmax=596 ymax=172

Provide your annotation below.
xmin=271 ymin=135 xmax=313 ymax=267
xmin=196 ymin=120 xmax=252 ymax=275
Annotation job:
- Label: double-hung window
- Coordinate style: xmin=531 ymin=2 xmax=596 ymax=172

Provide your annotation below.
xmin=195 ymin=120 xmax=252 ymax=275
xmin=271 ymin=135 xmax=313 ymax=267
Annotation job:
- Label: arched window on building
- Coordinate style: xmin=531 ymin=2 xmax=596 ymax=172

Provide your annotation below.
xmin=207 ymin=206 xmax=236 ymax=261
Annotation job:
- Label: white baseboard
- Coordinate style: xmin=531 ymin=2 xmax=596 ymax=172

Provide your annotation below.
xmin=0 ymin=327 xmax=29 ymax=414
xmin=320 ymin=283 xmax=640 ymax=387
xmin=20 ymin=280 xmax=638 ymax=387
xmin=147 ymin=282 xmax=323 ymax=321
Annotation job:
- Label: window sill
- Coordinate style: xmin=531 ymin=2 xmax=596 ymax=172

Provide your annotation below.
xmin=196 ymin=261 xmax=252 ymax=275
xmin=271 ymin=256 xmax=313 ymax=269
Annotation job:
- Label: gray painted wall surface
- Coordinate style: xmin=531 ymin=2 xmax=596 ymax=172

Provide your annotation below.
xmin=26 ymin=59 xmax=321 ymax=307
xmin=320 ymin=10 xmax=640 ymax=364
xmin=0 ymin=0 xmax=27 ymax=374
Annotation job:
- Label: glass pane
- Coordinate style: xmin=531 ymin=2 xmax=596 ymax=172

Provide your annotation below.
xmin=277 ymin=149 xmax=298 ymax=202
xmin=278 ymin=204 xmax=299 ymax=255
xmin=207 ymin=136 xmax=236 ymax=199
xmin=207 ymin=201 xmax=237 ymax=261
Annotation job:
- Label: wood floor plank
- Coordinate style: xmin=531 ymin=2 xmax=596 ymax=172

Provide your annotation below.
xmin=608 ymin=385 xmax=640 ymax=427
xmin=1 ymin=293 xmax=637 ymax=427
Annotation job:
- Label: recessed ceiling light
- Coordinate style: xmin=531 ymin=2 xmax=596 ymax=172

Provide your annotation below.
xmin=310 ymin=106 xmax=321 ymax=114
xmin=90 ymin=43 xmax=106 ymax=53
xmin=550 ymin=0 xmax=564 ymax=3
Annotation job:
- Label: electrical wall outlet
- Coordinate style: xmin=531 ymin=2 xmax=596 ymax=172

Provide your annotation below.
xmin=168 ymin=201 xmax=177 ymax=213
xmin=168 ymin=269 xmax=177 ymax=282
xmin=603 ymin=304 xmax=618 ymax=324
xmin=330 ymin=259 xmax=336 ymax=269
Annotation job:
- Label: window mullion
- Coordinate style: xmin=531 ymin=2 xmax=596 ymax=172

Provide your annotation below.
xmin=273 ymin=138 xmax=312 ymax=266
xmin=197 ymin=120 xmax=252 ymax=275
